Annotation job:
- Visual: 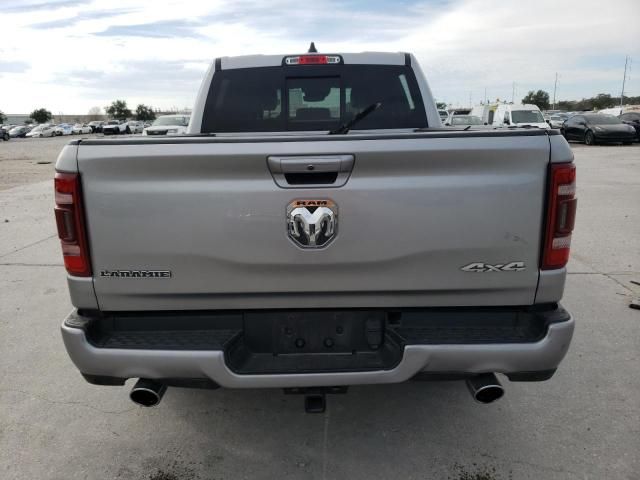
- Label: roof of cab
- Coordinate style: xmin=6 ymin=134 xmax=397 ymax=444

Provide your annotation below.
xmin=220 ymin=52 xmax=407 ymax=70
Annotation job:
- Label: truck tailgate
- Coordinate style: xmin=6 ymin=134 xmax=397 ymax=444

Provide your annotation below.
xmin=78 ymin=133 xmax=550 ymax=311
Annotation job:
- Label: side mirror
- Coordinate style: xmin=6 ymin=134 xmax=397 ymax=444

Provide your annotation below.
xmin=579 ymin=121 xmax=586 ymax=126
xmin=504 ymin=119 xmax=510 ymax=125
xmin=445 ymin=122 xmax=450 ymax=126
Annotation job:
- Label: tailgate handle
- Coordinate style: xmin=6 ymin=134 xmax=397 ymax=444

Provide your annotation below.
xmin=267 ymin=155 xmax=354 ymax=188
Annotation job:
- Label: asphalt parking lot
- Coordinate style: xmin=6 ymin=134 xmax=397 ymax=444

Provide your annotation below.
xmin=0 ymin=138 xmax=638 ymax=480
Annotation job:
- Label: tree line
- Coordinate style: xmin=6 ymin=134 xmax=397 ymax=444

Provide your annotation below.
xmin=0 ymin=100 xmax=157 ymax=125
xmin=437 ymin=91 xmax=639 ymax=112
xmin=104 ymin=100 xmax=157 ymax=121
xmin=521 ymin=90 xmax=640 ymax=111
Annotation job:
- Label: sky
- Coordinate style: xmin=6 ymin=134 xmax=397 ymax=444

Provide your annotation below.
xmin=0 ymin=0 xmax=638 ymax=114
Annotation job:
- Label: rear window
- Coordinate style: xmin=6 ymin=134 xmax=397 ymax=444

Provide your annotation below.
xmin=511 ymin=110 xmax=544 ymax=124
xmin=585 ymin=114 xmax=622 ymax=125
xmin=201 ymin=64 xmax=427 ymax=133
xmin=451 ymin=115 xmax=483 ymax=125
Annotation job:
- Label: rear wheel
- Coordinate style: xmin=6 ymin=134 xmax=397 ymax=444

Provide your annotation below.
xmin=126 ymin=127 xmax=131 ymax=134
xmin=2 ymin=133 xmax=9 ymax=141
xmin=585 ymin=130 xmax=597 ymax=145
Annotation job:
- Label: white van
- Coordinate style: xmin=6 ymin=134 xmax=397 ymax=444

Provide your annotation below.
xmin=492 ymin=104 xmax=548 ymax=129
xmin=470 ymin=104 xmax=499 ymax=125
xmin=444 ymin=108 xmax=471 ymax=125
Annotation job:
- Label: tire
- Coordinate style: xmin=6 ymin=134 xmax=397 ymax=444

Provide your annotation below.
xmin=2 ymin=133 xmax=9 ymax=141
xmin=623 ymin=142 xmax=632 ymax=145
xmin=585 ymin=130 xmax=597 ymax=146
xmin=126 ymin=127 xmax=131 ymax=134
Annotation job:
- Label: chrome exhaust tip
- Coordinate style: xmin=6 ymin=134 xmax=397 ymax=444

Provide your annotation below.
xmin=129 ymin=379 xmax=167 ymax=407
xmin=466 ymin=373 xmax=504 ymax=404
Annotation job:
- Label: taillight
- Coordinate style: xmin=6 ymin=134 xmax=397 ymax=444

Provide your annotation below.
xmin=54 ymin=172 xmax=91 ymax=276
xmin=542 ymin=163 xmax=577 ymax=270
xmin=284 ymin=55 xmax=341 ymax=65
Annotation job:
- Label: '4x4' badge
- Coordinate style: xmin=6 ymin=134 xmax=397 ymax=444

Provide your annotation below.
xmin=461 ymin=262 xmax=525 ymax=273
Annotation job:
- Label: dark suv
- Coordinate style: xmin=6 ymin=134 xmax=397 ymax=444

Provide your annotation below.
xmin=619 ymin=112 xmax=640 ymax=141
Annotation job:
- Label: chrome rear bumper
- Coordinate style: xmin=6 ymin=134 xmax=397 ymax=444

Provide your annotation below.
xmin=61 ymin=307 xmax=574 ymax=388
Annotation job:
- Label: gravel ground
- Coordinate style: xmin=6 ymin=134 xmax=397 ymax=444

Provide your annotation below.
xmin=0 ymin=139 xmax=638 ymax=480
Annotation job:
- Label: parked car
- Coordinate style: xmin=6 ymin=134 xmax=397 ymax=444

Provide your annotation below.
xmin=102 ymin=120 xmax=128 ymax=135
xmin=547 ymin=114 xmax=570 ymax=129
xmin=126 ymin=120 xmax=144 ymax=134
xmin=492 ymin=104 xmax=548 ymax=129
xmin=619 ymin=111 xmax=640 ymax=141
xmin=88 ymin=121 xmax=105 ymax=133
xmin=143 ymin=114 xmax=190 ymax=135
xmin=26 ymin=124 xmax=56 ymax=138
xmin=561 ymin=113 xmax=636 ymax=145
xmin=437 ymin=109 xmax=448 ymax=123
xmin=446 ymin=115 xmax=484 ymax=126
xmin=9 ymin=125 xmax=32 ymax=138
xmin=470 ymin=104 xmax=499 ymax=125
xmin=54 ymin=123 xmax=74 ymax=136
xmin=444 ymin=108 xmax=472 ymax=125
xmin=72 ymin=124 xmax=92 ymax=135
xmin=1 ymin=126 xmax=9 ymax=141
xmin=56 ymin=49 xmax=576 ymax=411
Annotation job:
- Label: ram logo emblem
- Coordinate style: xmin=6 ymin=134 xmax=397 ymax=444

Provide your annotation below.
xmin=287 ymin=199 xmax=337 ymax=248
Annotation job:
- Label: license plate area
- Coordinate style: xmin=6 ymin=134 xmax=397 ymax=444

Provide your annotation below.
xmin=245 ymin=311 xmax=385 ymax=354
xmin=225 ymin=310 xmax=403 ymax=375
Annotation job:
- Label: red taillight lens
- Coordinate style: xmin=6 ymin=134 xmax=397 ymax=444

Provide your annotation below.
xmin=542 ymin=163 xmax=577 ymax=270
xmin=284 ymin=55 xmax=340 ymax=65
xmin=54 ymin=172 xmax=91 ymax=276
xmin=299 ymin=55 xmax=328 ymax=64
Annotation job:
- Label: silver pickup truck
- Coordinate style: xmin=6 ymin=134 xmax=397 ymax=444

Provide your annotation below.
xmin=56 ymin=49 xmax=576 ymax=412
